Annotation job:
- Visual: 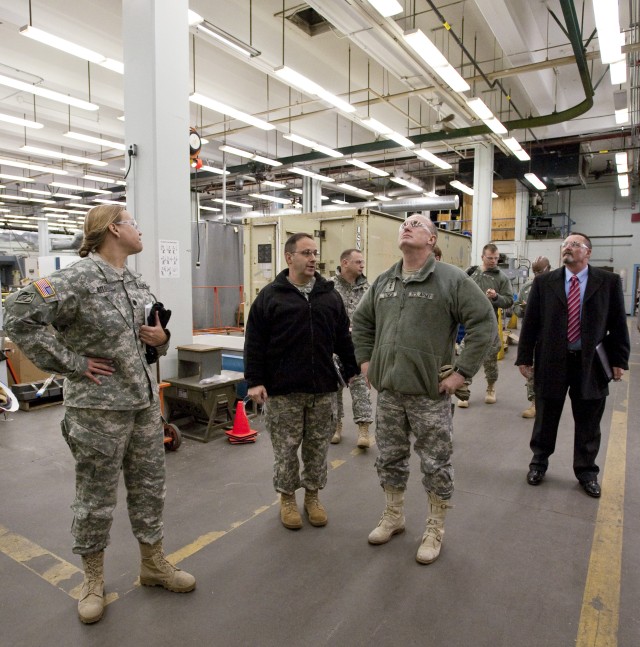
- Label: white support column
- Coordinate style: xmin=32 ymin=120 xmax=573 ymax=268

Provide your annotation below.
xmin=471 ymin=142 xmax=494 ymax=263
xmin=37 ymin=216 xmax=49 ymax=256
xmin=302 ymin=177 xmax=322 ymax=212
xmin=122 ymin=0 xmax=192 ymax=379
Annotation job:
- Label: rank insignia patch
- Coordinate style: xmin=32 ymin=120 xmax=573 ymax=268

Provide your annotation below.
xmin=34 ymin=278 xmax=56 ymax=299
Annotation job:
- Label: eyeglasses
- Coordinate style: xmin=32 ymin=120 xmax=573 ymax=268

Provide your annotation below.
xmin=114 ymin=219 xmax=140 ymax=231
xmin=561 ymin=241 xmax=589 ymax=250
xmin=290 ymin=249 xmax=320 ymax=258
xmin=399 ymin=220 xmax=431 ymax=233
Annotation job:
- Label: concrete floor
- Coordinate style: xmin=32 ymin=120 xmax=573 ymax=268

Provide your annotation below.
xmin=1 ymin=322 xmax=639 ymax=647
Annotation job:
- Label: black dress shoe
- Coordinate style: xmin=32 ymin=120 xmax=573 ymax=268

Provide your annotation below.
xmin=580 ymin=480 xmax=601 ymax=498
xmin=527 ymin=469 xmax=545 ymax=485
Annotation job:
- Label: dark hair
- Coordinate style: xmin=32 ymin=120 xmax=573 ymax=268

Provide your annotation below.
xmin=567 ymin=232 xmax=592 ymax=249
xmin=482 ymin=243 xmax=498 ymax=255
xmin=340 ymin=248 xmax=361 ymax=262
xmin=284 ymin=232 xmax=314 ymax=254
xmin=78 ymin=205 xmax=126 ymax=258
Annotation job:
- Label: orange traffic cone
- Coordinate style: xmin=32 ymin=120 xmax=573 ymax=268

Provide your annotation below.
xmin=226 ymin=401 xmax=257 ymax=442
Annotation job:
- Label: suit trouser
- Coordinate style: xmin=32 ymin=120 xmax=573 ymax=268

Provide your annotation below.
xmin=529 ymin=351 xmax=605 ymax=482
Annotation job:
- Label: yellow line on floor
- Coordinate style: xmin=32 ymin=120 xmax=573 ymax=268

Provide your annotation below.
xmin=576 ymin=370 xmax=629 ymax=647
xmin=0 ymin=524 xmax=118 ymax=603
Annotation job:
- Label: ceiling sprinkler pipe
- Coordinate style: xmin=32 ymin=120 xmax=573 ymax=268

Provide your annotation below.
xmin=363 ymin=195 xmax=459 ymax=213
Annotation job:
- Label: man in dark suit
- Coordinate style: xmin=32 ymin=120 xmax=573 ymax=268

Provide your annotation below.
xmin=515 ymin=232 xmax=630 ymax=498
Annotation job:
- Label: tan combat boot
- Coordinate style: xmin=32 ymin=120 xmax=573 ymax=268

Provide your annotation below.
xmin=304 ymin=490 xmax=328 ymax=526
xmin=139 ymin=540 xmax=196 ymax=592
xmin=280 ymin=492 xmax=303 ymax=529
xmin=416 ymin=491 xmax=452 ymax=564
xmin=330 ymin=420 xmax=343 ymax=444
xmin=356 ymin=423 xmax=371 ymax=449
xmin=368 ymin=484 xmax=405 ymax=544
xmin=485 ymin=384 xmax=497 ymax=404
xmin=521 ymin=399 xmax=536 ymax=418
xmin=457 ymin=398 xmax=469 ymax=408
xmin=78 ymin=551 xmax=105 ymax=624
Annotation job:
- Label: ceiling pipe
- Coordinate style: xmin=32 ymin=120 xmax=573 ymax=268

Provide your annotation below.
xmin=213 ymin=0 xmax=592 ymax=177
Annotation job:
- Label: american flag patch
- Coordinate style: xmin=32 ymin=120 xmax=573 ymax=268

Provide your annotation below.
xmin=34 ymin=278 xmax=56 ymax=299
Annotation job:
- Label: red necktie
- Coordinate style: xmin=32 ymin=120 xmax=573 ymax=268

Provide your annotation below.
xmin=567 ymin=275 xmax=580 ymax=343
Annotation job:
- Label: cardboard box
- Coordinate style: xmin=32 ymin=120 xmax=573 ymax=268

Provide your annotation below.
xmin=4 ymin=340 xmax=54 ymax=386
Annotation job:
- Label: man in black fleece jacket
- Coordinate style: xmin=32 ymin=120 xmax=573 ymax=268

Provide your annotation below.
xmin=245 ymin=233 xmax=359 ymax=530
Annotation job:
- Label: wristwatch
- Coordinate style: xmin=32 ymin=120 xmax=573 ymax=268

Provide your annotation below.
xmin=454 ymin=367 xmax=469 ymax=379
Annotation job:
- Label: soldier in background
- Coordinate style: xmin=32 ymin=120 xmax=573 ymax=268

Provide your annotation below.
xmin=4 ymin=205 xmax=195 ymax=625
xmin=513 ymin=256 xmax=551 ymax=418
xmin=245 ymin=233 xmax=359 ymax=530
xmin=330 ymin=249 xmax=374 ymax=449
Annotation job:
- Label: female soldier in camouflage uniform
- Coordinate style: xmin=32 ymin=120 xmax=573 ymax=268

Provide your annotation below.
xmin=4 ymin=205 xmax=195 ymax=624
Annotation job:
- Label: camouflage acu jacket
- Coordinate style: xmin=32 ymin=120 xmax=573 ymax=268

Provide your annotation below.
xmin=330 ymin=271 xmax=369 ymax=322
xmin=4 ymin=255 xmax=167 ymax=410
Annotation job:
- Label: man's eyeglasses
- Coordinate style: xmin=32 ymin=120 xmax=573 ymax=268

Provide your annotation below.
xmin=561 ymin=241 xmax=589 ymax=250
xmin=290 ymin=249 xmax=320 ymax=258
xmin=399 ymin=220 xmax=431 ymax=232
xmin=114 ymin=220 xmax=140 ymax=231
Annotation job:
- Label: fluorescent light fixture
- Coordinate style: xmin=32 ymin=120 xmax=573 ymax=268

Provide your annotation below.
xmin=188 ymin=10 xmax=204 ymax=26
xmin=524 ymin=173 xmax=547 ymax=191
xmin=21 ymin=145 xmax=108 ymax=166
xmin=83 ymin=174 xmax=127 ymax=185
xmin=25 ymin=197 xmax=56 ymax=204
xmin=0 ymin=173 xmax=34 ymax=183
xmin=0 ymin=112 xmax=43 ymax=129
xmin=321 ymin=195 xmax=330 ymax=200
xmin=93 ymin=198 xmax=125 ymax=205
xmin=337 ymin=183 xmax=374 ymax=196
xmin=484 ymin=117 xmax=508 ymax=135
xmin=331 ymin=199 xmax=349 ymax=204
xmin=19 ymin=25 xmax=123 ymax=74
xmin=617 ymin=174 xmax=629 ymax=190
xmin=50 ymin=181 xmax=111 ymax=194
xmin=0 ymin=194 xmax=30 ymax=201
xmin=190 ymin=93 xmax=273 ymax=130
xmin=66 ymin=203 xmax=93 ymax=209
xmin=374 ymin=194 xmax=392 ymax=201
xmin=466 ymin=97 xmax=493 ymax=120
xmin=614 ymin=108 xmax=628 ymax=124
xmin=219 ymin=145 xmax=282 ymax=166
xmin=199 ymin=205 xmax=221 ymax=212
xmin=390 ymin=177 xmax=423 ymax=192
xmin=449 ymin=180 xmax=474 ymax=195
xmin=20 ymin=188 xmax=51 ymax=195
xmin=620 ymin=189 xmax=629 ymax=197
xmin=289 ymin=188 xmax=303 ymax=195
xmin=195 ymin=21 xmax=261 ymax=58
xmin=403 ymin=29 xmax=470 ymax=93
xmin=614 ymin=90 xmax=628 ymax=124
xmin=249 ymin=193 xmax=292 ymax=205
xmin=0 ymin=158 xmax=68 ymax=175
xmin=51 ymin=193 xmax=81 ymax=199
xmin=200 ymin=165 xmax=229 ymax=175
xmin=43 ymin=207 xmax=71 ymax=213
xmin=592 ymin=0 xmax=623 ymax=64
xmin=261 ymin=180 xmax=287 ymax=188
xmin=492 ymin=192 xmax=499 ymax=199
xmin=211 ymin=198 xmax=252 ymax=208
xmin=502 ymin=137 xmax=531 ymax=161
xmin=274 ymin=66 xmax=356 ymax=114
xmin=65 ymin=132 xmax=126 ymax=151
xmin=0 ymin=74 xmax=99 ymax=111
xmin=290 ymin=167 xmax=335 ymax=182
xmin=615 ymin=152 xmax=628 ymax=174
xmin=609 ymin=59 xmax=627 ymax=85
xmin=360 ymin=118 xmax=414 ymax=148
xmin=366 ymin=0 xmax=403 ymax=17
xmin=0 ymin=208 xmax=10 ymax=212
xmin=283 ymin=133 xmax=343 ymax=158
xmin=346 ymin=159 xmax=389 ymax=177
xmin=414 ymin=149 xmax=452 ymax=169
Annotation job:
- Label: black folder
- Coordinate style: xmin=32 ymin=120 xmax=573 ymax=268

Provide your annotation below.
xmin=595 ymin=342 xmax=613 ymax=382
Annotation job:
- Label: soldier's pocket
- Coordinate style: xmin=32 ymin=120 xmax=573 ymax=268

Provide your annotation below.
xmin=62 ymin=417 xmax=119 ymax=463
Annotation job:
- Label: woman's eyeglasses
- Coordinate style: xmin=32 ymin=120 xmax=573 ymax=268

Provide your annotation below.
xmin=114 ymin=220 xmax=140 ymax=231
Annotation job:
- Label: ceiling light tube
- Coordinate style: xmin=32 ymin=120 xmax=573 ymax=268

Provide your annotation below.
xmin=374 ymin=194 xmax=392 ymax=201
xmin=190 ymin=93 xmax=274 ymax=130
xmin=249 ymin=193 xmax=292 ymax=205
xmin=83 ymin=174 xmax=127 ymax=185
xmin=65 ymin=203 xmax=93 ymax=209
xmin=414 ymin=149 xmax=452 ymax=169
xmin=0 ymin=173 xmax=34 ymax=183
xmin=620 ymin=189 xmax=629 ymax=197
xmin=0 ymin=194 xmax=30 ymax=201
xmin=0 ymin=158 xmax=68 ymax=175
xmin=51 ymin=193 xmax=81 ymax=199
xmin=0 ymin=112 xmax=43 ymax=129
xmin=0 ymin=73 xmax=99 ymax=110
xmin=337 ymin=183 xmax=374 ymax=196
xmin=331 ymin=199 xmax=348 ymax=205
xmin=188 ymin=10 xmax=204 ymax=26
xmin=592 ymin=0 xmax=623 ymax=64
xmin=211 ymin=198 xmax=252 ymax=208
xmin=466 ymin=97 xmax=494 ymax=120
xmin=609 ymin=58 xmax=627 ymax=85
xmin=199 ymin=205 xmax=221 ymax=212
xmin=290 ymin=167 xmax=335 ymax=182
xmin=20 ymin=188 xmax=51 ymax=195
xmin=502 ymin=137 xmax=531 ymax=161
xmin=289 ymin=188 xmax=303 ymax=195
xmin=366 ymin=0 xmax=403 ymax=17
xmin=274 ymin=66 xmax=356 ymax=114
xmin=484 ymin=117 xmax=508 ymax=135
xmin=26 ymin=197 xmax=56 ymax=204
xmin=346 ymin=159 xmax=389 ymax=177
xmin=19 ymin=26 xmax=123 ymax=74
xmin=283 ymin=133 xmax=343 ymax=158
xmin=261 ymin=180 xmax=287 ymax=188
xmin=360 ymin=118 xmax=414 ymax=148
xmin=199 ymin=165 xmax=229 ymax=175
xmin=65 ymin=132 xmax=126 ymax=151
xmin=524 ymin=173 xmax=547 ymax=191
xmin=219 ymin=144 xmax=282 ymax=166
xmin=390 ymin=177 xmax=423 ymax=192
xmin=21 ymin=145 xmax=108 ymax=166
xmin=93 ymin=198 xmax=125 ymax=205
xmin=615 ymin=152 xmax=628 ymax=174
xmin=617 ymin=174 xmax=629 ymax=190
xmin=449 ymin=180 xmax=474 ymax=195
xmin=50 ymin=181 xmax=110 ymax=194
xmin=195 ymin=22 xmax=261 ymax=58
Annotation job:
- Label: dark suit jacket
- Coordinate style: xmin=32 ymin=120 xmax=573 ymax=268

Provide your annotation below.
xmin=516 ymin=265 xmax=630 ymax=400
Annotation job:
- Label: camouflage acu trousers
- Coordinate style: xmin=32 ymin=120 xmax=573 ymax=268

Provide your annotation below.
xmin=526 ymin=375 xmax=535 ymax=401
xmin=336 ymin=374 xmax=373 ymax=424
xmin=460 ymin=337 xmax=499 ymax=387
xmin=375 ymin=390 xmax=454 ymax=499
xmin=62 ymin=403 xmax=165 ymax=555
xmin=265 ymin=392 xmax=336 ymax=495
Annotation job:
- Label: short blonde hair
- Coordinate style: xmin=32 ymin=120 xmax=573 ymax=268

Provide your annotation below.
xmin=78 ymin=205 xmax=126 ymax=257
